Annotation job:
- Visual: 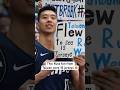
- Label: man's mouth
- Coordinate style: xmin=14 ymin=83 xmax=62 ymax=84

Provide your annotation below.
xmin=46 ymin=24 xmax=53 ymax=28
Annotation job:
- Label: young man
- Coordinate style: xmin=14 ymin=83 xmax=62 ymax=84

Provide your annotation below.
xmin=0 ymin=0 xmax=34 ymax=89
xmin=35 ymin=5 xmax=85 ymax=90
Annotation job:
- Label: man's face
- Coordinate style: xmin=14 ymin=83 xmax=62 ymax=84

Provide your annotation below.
xmin=6 ymin=0 xmax=34 ymax=17
xmin=38 ymin=10 xmax=57 ymax=34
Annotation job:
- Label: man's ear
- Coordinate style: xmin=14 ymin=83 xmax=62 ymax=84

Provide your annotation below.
xmin=36 ymin=22 xmax=39 ymax=30
xmin=4 ymin=0 xmax=11 ymax=8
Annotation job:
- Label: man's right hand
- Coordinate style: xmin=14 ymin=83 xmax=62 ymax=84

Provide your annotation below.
xmin=35 ymin=56 xmax=57 ymax=84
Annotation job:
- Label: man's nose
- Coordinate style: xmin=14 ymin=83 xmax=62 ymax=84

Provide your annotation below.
xmin=47 ymin=17 xmax=52 ymax=22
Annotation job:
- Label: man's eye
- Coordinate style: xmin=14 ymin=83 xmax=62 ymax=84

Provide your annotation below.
xmin=51 ymin=16 xmax=56 ymax=20
xmin=42 ymin=16 xmax=47 ymax=19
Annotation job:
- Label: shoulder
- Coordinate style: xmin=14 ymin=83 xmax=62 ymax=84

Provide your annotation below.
xmin=35 ymin=41 xmax=45 ymax=51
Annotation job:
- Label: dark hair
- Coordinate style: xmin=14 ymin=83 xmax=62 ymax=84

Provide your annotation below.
xmin=38 ymin=5 xmax=57 ymax=21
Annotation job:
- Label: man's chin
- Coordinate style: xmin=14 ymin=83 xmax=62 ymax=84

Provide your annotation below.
xmin=44 ymin=31 xmax=55 ymax=35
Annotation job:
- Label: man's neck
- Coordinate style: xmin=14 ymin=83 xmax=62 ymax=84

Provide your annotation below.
xmin=7 ymin=17 xmax=34 ymax=57
xmin=39 ymin=33 xmax=54 ymax=51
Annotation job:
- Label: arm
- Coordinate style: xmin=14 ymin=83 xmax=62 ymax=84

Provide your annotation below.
xmin=19 ymin=80 xmax=34 ymax=90
xmin=35 ymin=69 xmax=52 ymax=84
xmin=71 ymin=55 xmax=85 ymax=90
xmin=35 ymin=57 xmax=56 ymax=84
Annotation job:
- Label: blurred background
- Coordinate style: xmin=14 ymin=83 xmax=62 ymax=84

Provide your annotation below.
xmin=0 ymin=0 xmax=10 ymax=35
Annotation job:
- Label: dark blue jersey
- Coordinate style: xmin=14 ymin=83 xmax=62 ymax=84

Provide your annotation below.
xmin=0 ymin=33 xmax=34 ymax=90
xmin=35 ymin=41 xmax=71 ymax=90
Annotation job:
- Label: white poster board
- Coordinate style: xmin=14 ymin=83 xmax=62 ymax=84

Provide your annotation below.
xmin=42 ymin=0 xmax=85 ymax=58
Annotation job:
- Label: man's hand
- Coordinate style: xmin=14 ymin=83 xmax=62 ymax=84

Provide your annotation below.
xmin=73 ymin=55 xmax=85 ymax=75
xmin=35 ymin=56 xmax=57 ymax=84
xmin=72 ymin=55 xmax=85 ymax=90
